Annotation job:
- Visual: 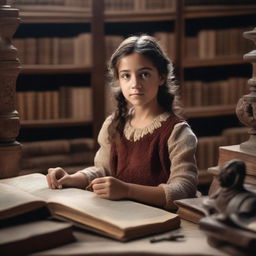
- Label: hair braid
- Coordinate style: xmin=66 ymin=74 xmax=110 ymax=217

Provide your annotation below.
xmin=108 ymin=91 xmax=128 ymax=140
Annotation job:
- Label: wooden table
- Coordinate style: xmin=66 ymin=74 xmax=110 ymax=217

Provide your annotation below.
xmin=31 ymin=220 xmax=228 ymax=256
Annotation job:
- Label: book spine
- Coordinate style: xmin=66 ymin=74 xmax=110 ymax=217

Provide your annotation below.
xmin=20 ymin=151 xmax=94 ymax=170
xmin=22 ymin=138 xmax=94 ymax=157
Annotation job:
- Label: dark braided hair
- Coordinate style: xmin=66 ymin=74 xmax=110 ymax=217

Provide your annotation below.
xmin=107 ymin=34 xmax=181 ymax=142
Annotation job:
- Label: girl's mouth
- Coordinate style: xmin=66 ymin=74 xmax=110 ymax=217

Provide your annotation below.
xmin=130 ymin=93 xmax=144 ymax=96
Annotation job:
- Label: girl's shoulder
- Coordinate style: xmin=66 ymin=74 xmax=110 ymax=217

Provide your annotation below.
xmin=98 ymin=115 xmax=114 ymax=144
xmin=171 ymin=121 xmax=198 ymax=145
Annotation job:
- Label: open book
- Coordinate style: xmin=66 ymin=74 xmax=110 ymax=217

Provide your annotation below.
xmin=0 ymin=173 xmax=180 ymax=241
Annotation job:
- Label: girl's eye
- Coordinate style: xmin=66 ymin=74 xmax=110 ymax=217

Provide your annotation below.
xmin=120 ymin=73 xmax=130 ymax=80
xmin=140 ymin=72 xmax=150 ymax=79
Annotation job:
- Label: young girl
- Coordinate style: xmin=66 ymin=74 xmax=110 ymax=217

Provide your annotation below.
xmin=47 ymin=35 xmax=198 ymax=210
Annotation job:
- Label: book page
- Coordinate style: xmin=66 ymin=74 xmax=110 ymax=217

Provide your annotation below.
xmin=0 ymin=173 xmax=64 ymax=201
xmin=48 ymin=190 xmax=178 ymax=229
xmin=0 ymin=183 xmax=46 ymax=219
xmin=0 ymin=173 xmax=48 ymax=193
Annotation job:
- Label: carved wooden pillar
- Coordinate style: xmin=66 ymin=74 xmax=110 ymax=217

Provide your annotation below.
xmin=236 ymin=27 xmax=256 ymax=154
xmin=0 ymin=0 xmax=21 ymax=178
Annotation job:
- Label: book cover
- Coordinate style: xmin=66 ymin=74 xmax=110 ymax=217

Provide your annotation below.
xmin=174 ymin=197 xmax=208 ymax=224
xmin=0 ymin=220 xmax=75 ymax=256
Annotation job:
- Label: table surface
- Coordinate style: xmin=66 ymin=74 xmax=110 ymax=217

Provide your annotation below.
xmin=31 ymin=220 xmax=229 ymax=256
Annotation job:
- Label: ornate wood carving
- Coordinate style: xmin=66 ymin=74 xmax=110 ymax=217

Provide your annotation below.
xmin=0 ymin=0 xmax=21 ymax=178
xmin=200 ymin=160 xmax=256 ymax=255
xmin=236 ymin=27 xmax=256 ymax=153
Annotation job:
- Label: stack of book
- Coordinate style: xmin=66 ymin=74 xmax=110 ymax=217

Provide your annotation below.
xmin=208 ymin=145 xmax=256 ymax=190
xmin=20 ymin=138 xmax=94 ymax=174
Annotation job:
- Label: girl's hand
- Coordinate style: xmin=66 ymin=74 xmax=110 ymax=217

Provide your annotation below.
xmin=47 ymin=167 xmax=71 ymax=189
xmin=90 ymin=177 xmax=129 ymax=200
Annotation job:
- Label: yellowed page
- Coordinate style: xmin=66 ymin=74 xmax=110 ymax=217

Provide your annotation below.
xmin=0 ymin=183 xmax=45 ymax=219
xmin=48 ymin=191 xmax=178 ymax=229
xmin=0 ymin=173 xmax=49 ymax=195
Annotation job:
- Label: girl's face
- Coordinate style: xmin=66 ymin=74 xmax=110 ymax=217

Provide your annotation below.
xmin=117 ymin=53 xmax=164 ymax=109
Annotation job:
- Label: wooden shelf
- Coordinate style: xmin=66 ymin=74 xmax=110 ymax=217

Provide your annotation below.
xmin=20 ymin=65 xmax=92 ymax=75
xmin=21 ymin=119 xmax=92 ymax=128
xmin=183 ymin=57 xmax=249 ymax=68
xmin=185 ymin=5 xmax=256 ymax=19
xmin=184 ymin=105 xmax=236 ymax=118
xmin=104 ymin=11 xmax=176 ymax=22
xmin=18 ymin=8 xmax=176 ymax=23
xmin=19 ymin=11 xmax=91 ymax=23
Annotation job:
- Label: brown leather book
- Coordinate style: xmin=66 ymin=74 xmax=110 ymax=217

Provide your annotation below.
xmin=174 ymin=197 xmax=208 ymax=224
xmin=218 ymin=145 xmax=256 ymax=176
xmin=0 ymin=220 xmax=75 ymax=256
xmin=199 ymin=216 xmax=256 ymax=254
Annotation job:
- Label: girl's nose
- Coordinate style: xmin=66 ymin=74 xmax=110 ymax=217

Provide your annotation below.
xmin=131 ymin=76 xmax=142 ymax=89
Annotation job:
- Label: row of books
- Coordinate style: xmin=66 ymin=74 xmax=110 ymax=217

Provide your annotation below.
xmin=13 ymin=33 xmax=91 ymax=65
xmin=13 ymin=0 xmax=176 ymax=13
xmin=12 ymin=0 xmax=256 ymax=10
xmin=153 ymin=32 xmax=175 ymax=61
xmin=105 ymin=32 xmax=175 ymax=62
xmin=12 ymin=0 xmax=91 ymax=8
xmin=20 ymin=137 xmax=94 ymax=173
xmin=105 ymin=0 xmax=176 ymax=13
xmin=14 ymin=27 xmax=251 ymax=66
xmin=185 ymin=0 xmax=256 ymax=6
xmin=196 ymin=126 xmax=249 ymax=171
xmin=185 ymin=27 xmax=253 ymax=60
xmin=16 ymin=77 xmax=248 ymax=122
xmin=183 ymin=77 xmax=249 ymax=107
xmin=16 ymin=87 xmax=92 ymax=121
xmin=13 ymin=33 xmax=174 ymax=66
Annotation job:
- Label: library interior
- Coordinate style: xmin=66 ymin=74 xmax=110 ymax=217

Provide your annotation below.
xmin=0 ymin=0 xmax=256 ymax=255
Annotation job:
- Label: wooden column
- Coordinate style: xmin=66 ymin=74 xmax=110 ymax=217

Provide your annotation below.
xmin=174 ymin=0 xmax=185 ymax=83
xmin=91 ymin=0 xmax=105 ymax=150
xmin=0 ymin=0 xmax=21 ymax=178
xmin=236 ymin=27 xmax=256 ymax=153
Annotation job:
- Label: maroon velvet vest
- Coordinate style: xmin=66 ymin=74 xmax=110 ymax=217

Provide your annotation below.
xmin=110 ymin=115 xmax=182 ymax=186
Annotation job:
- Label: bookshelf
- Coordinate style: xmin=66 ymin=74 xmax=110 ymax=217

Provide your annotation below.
xmin=13 ymin=1 xmax=96 ymax=135
xmin=11 ymin=0 xmax=256 ymax=184
xmin=11 ymin=0 xmax=98 ymax=173
xmin=176 ymin=0 xmax=255 ymax=188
